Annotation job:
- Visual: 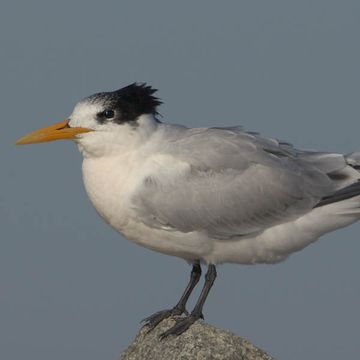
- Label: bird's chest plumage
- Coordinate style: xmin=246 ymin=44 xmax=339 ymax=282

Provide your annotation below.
xmin=82 ymin=155 xmax=138 ymax=230
xmin=81 ymin=152 xmax=214 ymax=261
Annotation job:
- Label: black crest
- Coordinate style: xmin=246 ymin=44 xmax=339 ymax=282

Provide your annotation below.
xmin=87 ymin=83 xmax=162 ymax=124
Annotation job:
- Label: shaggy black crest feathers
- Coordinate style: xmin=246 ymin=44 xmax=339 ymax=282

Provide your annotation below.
xmin=89 ymin=83 xmax=162 ymax=124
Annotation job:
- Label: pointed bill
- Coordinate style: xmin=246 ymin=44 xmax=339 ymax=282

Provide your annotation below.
xmin=16 ymin=120 xmax=93 ymax=145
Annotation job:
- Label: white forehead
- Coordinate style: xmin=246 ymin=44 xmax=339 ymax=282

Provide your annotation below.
xmin=68 ymin=100 xmax=104 ymax=128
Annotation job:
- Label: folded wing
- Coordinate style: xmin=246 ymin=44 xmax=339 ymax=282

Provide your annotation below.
xmin=132 ymin=126 xmax=359 ymax=238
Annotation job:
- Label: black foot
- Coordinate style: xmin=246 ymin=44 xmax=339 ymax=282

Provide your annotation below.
xmin=142 ymin=307 xmax=184 ymax=332
xmin=159 ymin=314 xmax=201 ymax=339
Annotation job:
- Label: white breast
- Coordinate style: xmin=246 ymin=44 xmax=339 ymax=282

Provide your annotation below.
xmin=81 ymin=154 xmax=214 ymax=260
xmin=82 ymin=155 xmax=136 ymax=229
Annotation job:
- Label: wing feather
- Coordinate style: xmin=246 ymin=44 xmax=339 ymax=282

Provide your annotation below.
xmin=131 ymin=126 xmax=346 ymax=238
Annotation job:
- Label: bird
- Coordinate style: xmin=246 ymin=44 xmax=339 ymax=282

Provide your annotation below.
xmin=16 ymin=83 xmax=360 ymax=338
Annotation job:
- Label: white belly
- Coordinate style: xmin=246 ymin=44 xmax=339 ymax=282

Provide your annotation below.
xmin=82 ymin=157 xmax=360 ymax=265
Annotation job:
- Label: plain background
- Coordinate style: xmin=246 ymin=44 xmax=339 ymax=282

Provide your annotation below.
xmin=1 ymin=1 xmax=360 ymax=359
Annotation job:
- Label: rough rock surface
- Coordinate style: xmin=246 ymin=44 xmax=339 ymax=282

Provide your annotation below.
xmin=120 ymin=318 xmax=273 ymax=360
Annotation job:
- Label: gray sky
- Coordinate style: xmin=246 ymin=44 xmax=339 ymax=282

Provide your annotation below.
xmin=1 ymin=1 xmax=360 ymax=359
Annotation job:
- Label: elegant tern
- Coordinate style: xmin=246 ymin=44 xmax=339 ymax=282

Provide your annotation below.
xmin=16 ymin=83 xmax=360 ymax=337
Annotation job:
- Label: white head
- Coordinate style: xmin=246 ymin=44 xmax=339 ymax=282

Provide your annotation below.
xmin=16 ymin=83 xmax=162 ymax=158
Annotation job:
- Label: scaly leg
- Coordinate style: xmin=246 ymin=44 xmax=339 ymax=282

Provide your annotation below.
xmin=160 ymin=264 xmax=217 ymax=339
xmin=142 ymin=262 xmax=202 ymax=331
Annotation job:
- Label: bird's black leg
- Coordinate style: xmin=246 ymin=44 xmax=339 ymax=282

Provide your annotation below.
xmin=142 ymin=262 xmax=202 ymax=331
xmin=160 ymin=264 xmax=217 ymax=339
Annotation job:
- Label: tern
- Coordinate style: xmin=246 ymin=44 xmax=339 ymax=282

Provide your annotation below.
xmin=16 ymin=83 xmax=360 ymax=337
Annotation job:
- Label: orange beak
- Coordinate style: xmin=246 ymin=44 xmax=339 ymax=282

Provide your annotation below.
xmin=16 ymin=119 xmax=93 ymax=145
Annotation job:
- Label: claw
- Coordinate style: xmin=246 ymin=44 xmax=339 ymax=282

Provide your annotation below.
xmin=159 ymin=315 xmax=199 ymax=339
xmin=141 ymin=310 xmax=168 ymax=324
xmin=142 ymin=307 xmax=184 ymax=332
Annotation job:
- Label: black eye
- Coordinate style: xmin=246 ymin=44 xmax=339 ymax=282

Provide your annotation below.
xmin=104 ymin=109 xmax=115 ymax=119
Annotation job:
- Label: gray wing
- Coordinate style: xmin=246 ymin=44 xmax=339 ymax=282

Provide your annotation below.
xmin=132 ymin=125 xmax=360 ymax=238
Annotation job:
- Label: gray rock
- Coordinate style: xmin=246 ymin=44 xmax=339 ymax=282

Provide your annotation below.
xmin=120 ymin=318 xmax=273 ymax=360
